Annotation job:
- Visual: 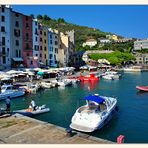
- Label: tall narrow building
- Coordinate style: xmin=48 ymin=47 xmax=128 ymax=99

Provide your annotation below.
xmin=32 ymin=18 xmax=39 ymax=67
xmin=0 ymin=5 xmax=12 ymax=68
xmin=42 ymin=26 xmax=48 ymax=66
xmin=22 ymin=14 xmax=33 ymax=68
xmin=10 ymin=10 xmax=23 ymax=67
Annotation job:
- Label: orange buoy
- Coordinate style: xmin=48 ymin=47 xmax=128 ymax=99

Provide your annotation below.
xmin=117 ymin=135 xmax=125 ymax=144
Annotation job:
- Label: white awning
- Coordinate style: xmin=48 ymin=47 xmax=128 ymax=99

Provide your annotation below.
xmin=13 ymin=57 xmax=23 ymax=62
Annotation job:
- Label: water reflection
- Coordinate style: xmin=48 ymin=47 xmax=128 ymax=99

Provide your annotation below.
xmin=80 ymin=81 xmax=99 ymax=91
xmin=137 ymin=91 xmax=148 ymax=96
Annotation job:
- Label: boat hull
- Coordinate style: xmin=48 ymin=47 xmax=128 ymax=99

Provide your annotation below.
xmin=0 ymin=91 xmax=25 ymax=100
xmin=14 ymin=107 xmax=50 ymax=116
xmin=136 ymin=86 xmax=148 ymax=92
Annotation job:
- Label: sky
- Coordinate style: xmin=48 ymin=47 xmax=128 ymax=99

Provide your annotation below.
xmin=12 ymin=5 xmax=148 ymax=39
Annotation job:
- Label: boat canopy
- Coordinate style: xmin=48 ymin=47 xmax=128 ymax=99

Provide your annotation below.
xmin=82 ymin=94 xmax=105 ymax=104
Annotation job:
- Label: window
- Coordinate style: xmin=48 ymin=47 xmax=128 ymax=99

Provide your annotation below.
xmin=35 ymin=28 xmax=38 ymax=35
xmin=45 ymin=54 xmax=46 ymax=59
xmin=50 ymin=40 xmax=52 ymax=44
xmin=55 ymin=41 xmax=58 ymax=45
xmin=30 ymin=60 xmax=33 ymax=65
xmin=1 ymin=16 xmax=5 ymax=22
xmin=2 ymin=7 xmax=5 ymax=12
xmin=35 ymin=37 xmax=38 ymax=42
xmin=44 ymin=32 xmax=46 ymax=36
xmin=49 ymin=54 xmax=52 ymax=59
xmin=16 ymin=50 xmax=18 ymax=57
xmin=44 ymin=40 xmax=46 ymax=43
xmin=40 ymin=54 xmax=42 ymax=58
xmin=2 ymin=56 xmax=6 ymax=64
xmin=27 ymin=53 xmax=30 ymax=56
xmin=44 ymin=46 xmax=47 ymax=51
xmin=40 ymin=38 xmax=42 ymax=42
xmin=40 ymin=46 xmax=42 ymax=50
xmin=55 ymin=35 xmax=57 ymax=39
xmin=55 ymin=48 xmax=58 ymax=54
xmin=26 ymin=33 xmax=29 ymax=40
xmin=35 ymin=54 xmax=38 ymax=57
xmin=26 ymin=23 xmax=29 ymax=28
xmin=25 ymin=43 xmax=30 ymax=50
xmin=50 ymin=35 xmax=52 ymax=38
xmin=19 ymin=50 xmax=21 ymax=57
xmin=40 ymin=31 xmax=42 ymax=35
xmin=34 ymin=45 xmax=39 ymax=51
xmin=2 ymin=47 xmax=5 ymax=54
xmin=14 ymin=29 xmax=20 ymax=37
xmin=7 ymin=48 xmax=9 ymax=53
xmin=2 ymin=37 xmax=5 ymax=45
xmin=35 ymin=22 xmax=37 ymax=26
xmin=1 ymin=26 xmax=5 ymax=32
xmin=15 ymin=13 xmax=19 ymax=17
xmin=26 ymin=16 xmax=28 ymax=21
xmin=15 ymin=40 xmax=19 ymax=46
xmin=15 ymin=21 xmax=19 ymax=27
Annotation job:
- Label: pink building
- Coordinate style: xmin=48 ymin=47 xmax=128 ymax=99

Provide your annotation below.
xmin=22 ymin=15 xmax=33 ymax=67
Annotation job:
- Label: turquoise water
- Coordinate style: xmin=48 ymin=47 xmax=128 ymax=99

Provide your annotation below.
xmin=0 ymin=72 xmax=148 ymax=143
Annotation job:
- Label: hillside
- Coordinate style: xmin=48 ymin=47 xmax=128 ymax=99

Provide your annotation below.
xmin=34 ymin=14 xmax=109 ymax=50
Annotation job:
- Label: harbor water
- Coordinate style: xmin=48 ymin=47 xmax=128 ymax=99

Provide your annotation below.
xmin=0 ymin=72 xmax=148 ymax=143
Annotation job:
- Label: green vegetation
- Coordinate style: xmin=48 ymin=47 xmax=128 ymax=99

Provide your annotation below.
xmin=35 ymin=14 xmax=108 ymax=51
xmin=89 ymin=51 xmax=135 ymax=65
xmin=34 ymin=14 xmax=136 ymax=66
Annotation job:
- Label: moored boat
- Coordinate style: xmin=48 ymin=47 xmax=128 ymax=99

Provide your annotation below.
xmin=136 ymin=86 xmax=148 ymax=92
xmin=14 ymin=104 xmax=50 ymax=116
xmin=70 ymin=94 xmax=117 ymax=132
xmin=79 ymin=74 xmax=99 ymax=82
xmin=0 ymin=84 xmax=25 ymax=100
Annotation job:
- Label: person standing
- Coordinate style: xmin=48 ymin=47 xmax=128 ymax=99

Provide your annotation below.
xmin=30 ymin=99 xmax=36 ymax=111
xmin=6 ymin=96 xmax=11 ymax=113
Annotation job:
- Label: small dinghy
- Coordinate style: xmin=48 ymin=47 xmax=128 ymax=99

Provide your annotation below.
xmin=136 ymin=86 xmax=148 ymax=92
xmin=14 ymin=105 xmax=50 ymax=116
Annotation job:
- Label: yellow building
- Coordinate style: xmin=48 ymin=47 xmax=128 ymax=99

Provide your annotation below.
xmin=112 ymin=35 xmax=118 ymax=41
xmin=58 ymin=32 xmax=69 ymax=67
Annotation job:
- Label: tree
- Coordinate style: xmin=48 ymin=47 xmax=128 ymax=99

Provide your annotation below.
xmin=57 ymin=18 xmax=65 ymax=23
xmin=37 ymin=14 xmax=43 ymax=20
xmin=30 ymin=14 xmax=35 ymax=19
xmin=43 ymin=15 xmax=51 ymax=21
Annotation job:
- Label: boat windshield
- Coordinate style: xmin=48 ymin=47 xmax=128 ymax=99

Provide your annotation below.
xmin=1 ymin=87 xmax=6 ymax=90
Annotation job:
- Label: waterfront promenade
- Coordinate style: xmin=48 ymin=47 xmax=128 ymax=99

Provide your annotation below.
xmin=0 ymin=113 xmax=113 ymax=144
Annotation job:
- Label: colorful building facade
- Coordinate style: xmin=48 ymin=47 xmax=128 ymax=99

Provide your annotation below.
xmin=0 ymin=5 xmax=11 ymax=67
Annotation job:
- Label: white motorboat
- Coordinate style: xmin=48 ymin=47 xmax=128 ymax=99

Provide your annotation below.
xmin=0 ymin=84 xmax=25 ymax=100
xmin=14 ymin=104 xmax=50 ymax=116
xmin=102 ymin=71 xmax=121 ymax=80
xmin=55 ymin=79 xmax=72 ymax=87
xmin=102 ymin=74 xmax=114 ymax=80
xmin=70 ymin=94 xmax=117 ymax=132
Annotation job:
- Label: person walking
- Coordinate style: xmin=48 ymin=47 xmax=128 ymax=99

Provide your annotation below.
xmin=6 ymin=96 xmax=11 ymax=113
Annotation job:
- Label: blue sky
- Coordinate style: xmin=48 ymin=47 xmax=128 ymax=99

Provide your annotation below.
xmin=12 ymin=5 xmax=148 ymax=39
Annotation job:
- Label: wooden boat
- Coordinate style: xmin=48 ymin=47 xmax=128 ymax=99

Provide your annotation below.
xmin=14 ymin=105 xmax=50 ymax=116
xmin=136 ymin=86 xmax=148 ymax=92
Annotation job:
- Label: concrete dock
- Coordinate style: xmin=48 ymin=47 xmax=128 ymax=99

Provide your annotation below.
xmin=0 ymin=113 xmax=113 ymax=144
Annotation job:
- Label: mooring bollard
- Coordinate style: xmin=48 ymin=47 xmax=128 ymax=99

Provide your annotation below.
xmin=65 ymin=127 xmax=73 ymax=137
xmin=117 ymin=135 xmax=125 ymax=144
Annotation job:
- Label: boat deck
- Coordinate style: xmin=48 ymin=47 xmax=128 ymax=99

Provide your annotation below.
xmin=70 ymin=123 xmax=94 ymax=133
